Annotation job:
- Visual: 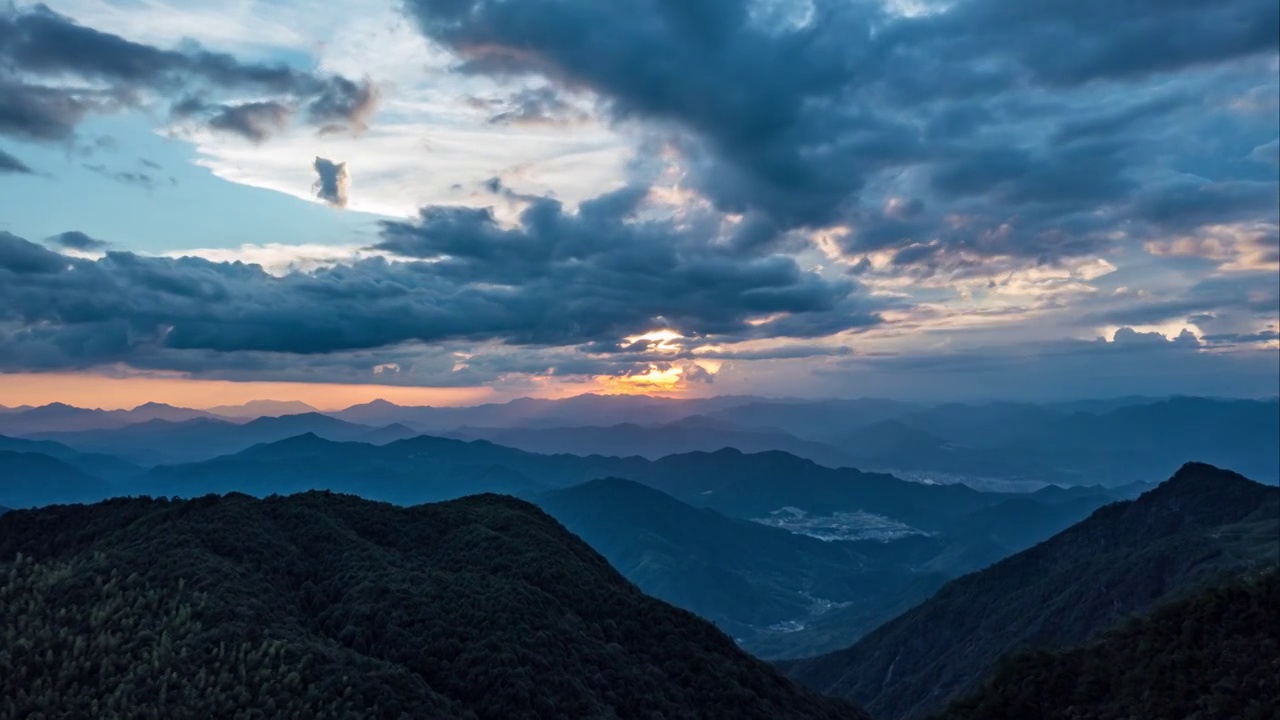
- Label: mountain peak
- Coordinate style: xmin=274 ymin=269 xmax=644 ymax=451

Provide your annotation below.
xmin=1150 ymin=462 xmax=1261 ymax=498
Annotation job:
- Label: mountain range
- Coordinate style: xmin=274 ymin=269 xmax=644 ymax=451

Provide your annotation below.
xmin=20 ymin=413 xmax=422 ymax=465
xmin=781 ymin=462 xmax=1280 ymax=719
xmin=0 ymin=491 xmax=865 ymax=720
xmin=0 ymin=425 xmax=1150 ymax=660
xmin=4 ymin=395 xmax=1273 ymax=489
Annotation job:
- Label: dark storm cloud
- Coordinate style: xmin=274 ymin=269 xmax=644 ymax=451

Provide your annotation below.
xmin=0 ymin=147 xmax=32 ymax=173
xmin=47 ymin=231 xmax=110 ymax=251
xmin=372 ymin=186 xmax=880 ymax=344
xmin=0 ymin=5 xmax=378 ymax=142
xmin=406 ymin=0 xmax=1279 ymax=270
xmin=0 ymin=207 xmax=877 ymax=373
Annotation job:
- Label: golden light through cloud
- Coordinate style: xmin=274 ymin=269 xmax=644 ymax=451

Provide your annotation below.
xmin=595 ymin=364 xmax=687 ymax=394
xmin=623 ymin=329 xmax=684 ymax=353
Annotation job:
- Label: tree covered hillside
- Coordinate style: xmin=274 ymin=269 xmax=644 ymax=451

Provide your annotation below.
xmin=0 ymin=492 xmax=867 ymax=720
xmin=933 ymin=573 xmax=1280 ymax=720
xmin=783 ymin=462 xmax=1280 ymax=720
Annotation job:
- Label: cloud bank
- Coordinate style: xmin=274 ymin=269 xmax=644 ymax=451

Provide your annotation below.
xmin=0 ymin=4 xmax=378 ymax=143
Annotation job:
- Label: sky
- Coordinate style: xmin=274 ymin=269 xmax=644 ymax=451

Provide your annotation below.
xmin=0 ymin=0 xmax=1277 ymax=409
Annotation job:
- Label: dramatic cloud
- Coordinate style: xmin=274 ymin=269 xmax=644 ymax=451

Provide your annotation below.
xmin=0 ymin=0 xmax=1276 ymax=398
xmin=372 ymin=186 xmax=880 ymax=345
xmin=0 ymin=4 xmax=378 ymax=143
xmin=406 ymin=0 xmax=1279 ymax=275
xmin=0 ymin=147 xmax=33 ymax=173
xmin=312 ymin=157 xmax=351 ymax=207
xmin=0 ymin=199 xmax=878 ymax=379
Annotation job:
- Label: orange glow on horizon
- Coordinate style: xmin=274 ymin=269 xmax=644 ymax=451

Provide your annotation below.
xmin=0 ymin=373 xmax=497 ymax=411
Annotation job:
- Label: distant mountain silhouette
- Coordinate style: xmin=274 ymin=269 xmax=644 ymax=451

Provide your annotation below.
xmin=449 ymin=420 xmax=855 ymax=467
xmin=0 ymin=492 xmax=865 ymax=719
xmin=331 ymin=394 xmax=771 ymax=431
xmin=0 ymin=434 xmax=142 ymax=480
xmin=708 ymin=399 xmax=923 ymax=439
xmin=782 ymin=462 xmax=1280 ymax=720
xmin=355 ymin=422 xmax=423 ymax=445
xmin=8 ymin=394 xmax=1271 ymax=488
xmin=0 ymin=451 xmax=114 ymax=508
xmin=809 ymin=397 xmax=1280 ymax=487
xmin=7 ymin=428 xmax=1137 ymax=563
xmin=934 ymin=573 xmax=1279 ymax=720
xmin=833 ymin=419 xmax=949 ymax=455
xmin=204 ymin=399 xmax=320 ymax=418
xmin=0 ymin=403 xmax=126 ymax=434
xmin=23 ymin=413 xmax=400 ymax=465
xmin=0 ymin=402 xmax=215 ymax=435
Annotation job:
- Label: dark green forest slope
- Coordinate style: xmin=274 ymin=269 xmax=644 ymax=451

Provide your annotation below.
xmin=933 ymin=573 xmax=1280 ymax=720
xmin=0 ymin=492 xmax=867 ymax=720
xmin=783 ymin=462 xmax=1280 ymax=720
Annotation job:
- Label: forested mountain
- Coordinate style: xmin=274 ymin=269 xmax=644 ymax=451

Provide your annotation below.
xmin=782 ymin=463 xmax=1280 ymax=720
xmin=0 ymin=492 xmax=867 ymax=720
xmin=933 ymin=573 xmax=1280 ymax=720
xmin=135 ymin=433 xmax=547 ymax=505
xmin=0 ymin=428 xmax=1186 ymax=666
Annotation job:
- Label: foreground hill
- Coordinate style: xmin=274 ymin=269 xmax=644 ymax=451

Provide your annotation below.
xmin=0 ymin=492 xmax=865 ymax=720
xmin=783 ymin=462 xmax=1280 ymax=720
xmin=934 ymin=573 xmax=1280 ymax=720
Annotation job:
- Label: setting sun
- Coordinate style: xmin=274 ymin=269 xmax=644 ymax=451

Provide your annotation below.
xmin=595 ymin=364 xmax=686 ymax=394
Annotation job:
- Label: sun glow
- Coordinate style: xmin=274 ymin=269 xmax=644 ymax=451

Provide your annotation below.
xmin=594 ymin=364 xmax=686 ymax=394
xmin=623 ymin=329 xmax=684 ymax=353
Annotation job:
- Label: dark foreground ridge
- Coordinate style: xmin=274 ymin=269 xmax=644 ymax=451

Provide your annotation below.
xmin=933 ymin=572 xmax=1280 ymax=720
xmin=782 ymin=462 xmax=1280 ymax=719
xmin=0 ymin=492 xmax=866 ymax=720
